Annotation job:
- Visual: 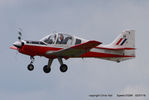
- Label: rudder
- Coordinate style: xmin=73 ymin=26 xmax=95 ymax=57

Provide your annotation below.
xmin=110 ymin=30 xmax=135 ymax=49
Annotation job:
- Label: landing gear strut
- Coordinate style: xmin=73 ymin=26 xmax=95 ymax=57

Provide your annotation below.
xmin=27 ymin=56 xmax=34 ymax=71
xmin=58 ymin=58 xmax=68 ymax=72
xmin=43 ymin=59 xmax=53 ymax=73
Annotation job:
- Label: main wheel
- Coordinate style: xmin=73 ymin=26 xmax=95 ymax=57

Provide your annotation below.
xmin=27 ymin=64 xmax=34 ymax=71
xmin=60 ymin=64 xmax=68 ymax=72
xmin=43 ymin=65 xmax=51 ymax=73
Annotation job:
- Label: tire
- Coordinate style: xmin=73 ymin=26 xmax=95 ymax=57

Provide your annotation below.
xmin=43 ymin=65 xmax=51 ymax=73
xmin=27 ymin=64 xmax=34 ymax=71
xmin=60 ymin=64 xmax=68 ymax=72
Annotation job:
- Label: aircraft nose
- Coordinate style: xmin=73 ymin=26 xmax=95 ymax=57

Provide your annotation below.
xmin=13 ymin=41 xmax=22 ymax=48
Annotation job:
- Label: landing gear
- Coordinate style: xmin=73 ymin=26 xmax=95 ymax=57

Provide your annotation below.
xmin=43 ymin=65 xmax=51 ymax=73
xmin=60 ymin=64 xmax=68 ymax=72
xmin=27 ymin=56 xmax=35 ymax=71
xmin=26 ymin=56 xmax=68 ymax=73
xmin=27 ymin=64 xmax=34 ymax=71
xmin=58 ymin=58 xmax=68 ymax=72
xmin=43 ymin=59 xmax=53 ymax=73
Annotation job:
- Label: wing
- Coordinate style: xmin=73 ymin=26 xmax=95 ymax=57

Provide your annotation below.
xmin=46 ymin=40 xmax=102 ymax=57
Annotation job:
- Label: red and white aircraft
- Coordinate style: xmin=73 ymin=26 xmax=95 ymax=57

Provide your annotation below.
xmin=10 ymin=30 xmax=136 ymax=73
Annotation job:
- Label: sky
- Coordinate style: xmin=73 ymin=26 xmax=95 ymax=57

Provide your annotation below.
xmin=0 ymin=0 xmax=149 ymax=100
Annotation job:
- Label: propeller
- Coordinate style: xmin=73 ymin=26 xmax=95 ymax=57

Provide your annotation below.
xmin=18 ymin=28 xmax=23 ymax=41
xmin=13 ymin=28 xmax=24 ymax=48
xmin=11 ymin=28 xmax=24 ymax=60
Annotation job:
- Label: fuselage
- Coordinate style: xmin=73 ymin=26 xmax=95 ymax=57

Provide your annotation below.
xmin=11 ymin=32 xmax=135 ymax=62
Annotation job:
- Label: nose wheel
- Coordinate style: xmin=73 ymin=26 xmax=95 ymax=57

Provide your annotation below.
xmin=27 ymin=64 xmax=34 ymax=71
xmin=27 ymin=56 xmax=35 ymax=71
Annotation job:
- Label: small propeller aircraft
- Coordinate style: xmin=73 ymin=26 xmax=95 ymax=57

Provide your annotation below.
xmin=10 ymin=29 xmax=136 ymax=73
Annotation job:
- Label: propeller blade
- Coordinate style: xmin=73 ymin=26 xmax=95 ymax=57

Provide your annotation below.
xmin=17 ymin=28 xmax=23 ymax=41
xmin=18 ymin=31 xmax=22 ymax=36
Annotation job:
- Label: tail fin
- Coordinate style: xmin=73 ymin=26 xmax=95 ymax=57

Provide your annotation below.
xmin=105 ymin=29 xmax=136 ymax=62
xmin=110 ymin=30 xmax=135 ymax=49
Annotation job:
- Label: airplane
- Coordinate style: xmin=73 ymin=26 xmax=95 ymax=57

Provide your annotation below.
xmin=10 ymin=29 xmax=136 ymax=73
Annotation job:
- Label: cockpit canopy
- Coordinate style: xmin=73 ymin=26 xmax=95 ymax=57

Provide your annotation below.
xmin=40 ymin=33 xmax=73 ymax=45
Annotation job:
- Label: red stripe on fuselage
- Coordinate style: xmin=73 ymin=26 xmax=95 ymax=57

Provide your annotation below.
xmin=116 ymin=38 xmax=123 ymax=45
xmin=80 ymin=52 xmax=135 ymax=58
xmin=95 ymin=47 xmax=136 ymax=50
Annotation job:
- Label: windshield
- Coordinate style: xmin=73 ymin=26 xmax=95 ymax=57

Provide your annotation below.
xmin=42 ymin=34 xmax=56 ymax=44
xmin=41 ymin=33 xmax=73 ymax=45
